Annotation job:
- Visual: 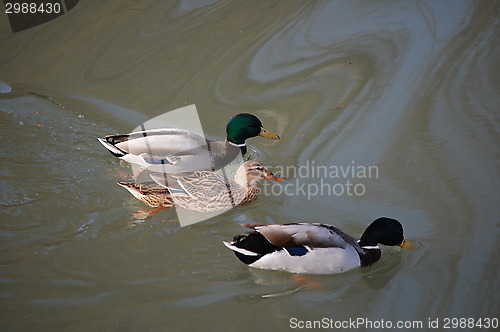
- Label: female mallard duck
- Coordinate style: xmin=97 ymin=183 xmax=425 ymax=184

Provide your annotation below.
xmin=97 ymin=113 xmax=279 ymax=174
xmin=223 ymin=217 xmax=413 ymax=274
xmin=117 ymin=160 xmax=284 ymax=213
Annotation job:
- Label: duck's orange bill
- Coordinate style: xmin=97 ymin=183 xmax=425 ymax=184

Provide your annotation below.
xmin=399 ymin=239 xmax=414 ymax=249
xmin=264 ymin=172 xmax=285 ymax=182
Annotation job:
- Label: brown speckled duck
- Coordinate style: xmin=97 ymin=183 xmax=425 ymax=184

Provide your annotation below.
xmin=117 ymin=160 xmax=284 ymax=213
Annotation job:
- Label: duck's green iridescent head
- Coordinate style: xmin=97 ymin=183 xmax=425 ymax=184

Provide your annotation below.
xmin=226 ymin=113 xmax=280 ymax=145
xmin=359 ymin=217 xmax=413 ymax=248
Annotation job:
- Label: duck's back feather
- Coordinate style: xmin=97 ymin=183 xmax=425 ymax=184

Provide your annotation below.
xmin=244 ymin=223 xmax=363 ymax=254
xmin=114 ymin=129 xmax=207 ymax=156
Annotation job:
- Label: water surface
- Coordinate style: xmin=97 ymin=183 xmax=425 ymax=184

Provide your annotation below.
xmin=1 ymin=1 xmax=499 ymax=331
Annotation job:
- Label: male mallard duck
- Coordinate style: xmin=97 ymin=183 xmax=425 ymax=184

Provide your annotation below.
xmin=223 ymin=217 xmax=413 ymax=274
xmin=97 ymin=113 xmax=279 ymax=174
xmin=117 ymin=160 xmax=284 ymax=213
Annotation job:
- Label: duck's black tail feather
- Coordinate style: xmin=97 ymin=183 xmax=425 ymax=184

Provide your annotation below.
xmin=224 ymin=232 xmax=280 ymax=265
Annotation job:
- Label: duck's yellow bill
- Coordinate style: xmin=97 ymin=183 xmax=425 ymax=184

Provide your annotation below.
xmin=399 ymin=239 xmax=414 ymax=249
xmin=259 ymin=128 xmax=280 ymax=140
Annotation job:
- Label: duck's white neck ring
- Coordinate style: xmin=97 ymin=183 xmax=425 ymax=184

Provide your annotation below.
xmin=361 ymin=245 xmax=380 ymax=250
xmin=228 ymin=141 xmax=246 ymax=147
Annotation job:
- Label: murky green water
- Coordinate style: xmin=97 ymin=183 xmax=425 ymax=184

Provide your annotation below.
xmin=1 ymin=1 xmax=499 ymax=331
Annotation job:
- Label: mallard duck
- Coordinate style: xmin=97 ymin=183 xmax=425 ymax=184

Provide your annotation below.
xmin=223 ymin=217 xmax=413 ymax=274
xmin=97 ymin=113 xmax=279 ymax=174
xmin=117 ymin=160 xmax=284 ymax=213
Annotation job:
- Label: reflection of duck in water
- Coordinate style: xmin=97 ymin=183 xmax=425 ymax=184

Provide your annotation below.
xmin=97 ymin=113 xmax=279 ymax=174
xmin=362 ymin=242 xmax=405 ymax=290
xmin=117 ymin=161 xmax=284 ymax=213
xmin=224 ymin=217 xmax=413 ymax=274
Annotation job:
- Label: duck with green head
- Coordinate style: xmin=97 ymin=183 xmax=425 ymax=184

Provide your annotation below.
xmin=224 ymin=217 xmax=413 ymax=274
xmin=97 ymin=113 xmax=279 ymax=174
